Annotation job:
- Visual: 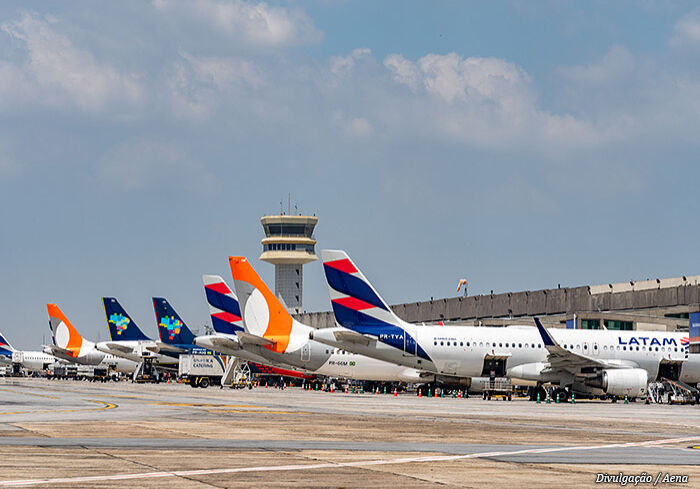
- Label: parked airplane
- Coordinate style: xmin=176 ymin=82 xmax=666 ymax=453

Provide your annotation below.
xmin=228 ymin=256 xmax=429 ymax=383
xmin=96 ymin=297 xmax=177 ymax=366
xmin=0 ymin=331 xmax=58 ymax=371
xmin=45 ymin=303 xmax=138 ymax=374
xmin=152 ymin=297 xmax=217 ymax=356
xmin=310 ymin=250 xmax=700 ymax=401
xmin=193 ymin=275 xmax=314 ymax=376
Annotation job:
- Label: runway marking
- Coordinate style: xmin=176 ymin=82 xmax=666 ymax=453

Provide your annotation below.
xmin=204 ymin=409 xmax=309 ymax=414
xmin=1 ymin=435 xmax=698 ymax=487
xmin=149 ymin=402 xmax=261 ymax=408
xmin=0 ymin=388 xmax=57 ymax=400
xmin=0 ymin=400 xmax=116 ymax=416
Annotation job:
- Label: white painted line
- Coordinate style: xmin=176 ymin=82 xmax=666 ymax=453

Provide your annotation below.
xmin=1 ymin=436 xmax=698 ymax=487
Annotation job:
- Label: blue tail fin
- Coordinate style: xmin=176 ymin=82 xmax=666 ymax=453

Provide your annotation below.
xmin=153 ymin=297 xmax=196 ymax=345
xmin=0 ymin=331 xmax=15 ymax=358
xmin=202 ymin=275 xmax=244 ymax=335
xmin=102 ymin=297 xmax=151 ymax=341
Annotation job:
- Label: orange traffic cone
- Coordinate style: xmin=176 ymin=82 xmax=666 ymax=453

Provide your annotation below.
xmin=265 ymin=382 xmax=268 ymax=388
xmin=418 ymin=389 xmax=422 ymax=398
xmin=344 ymin=386 xmax=348 ymax=394
xmin=393 ymin=387 xmax=398 ymax=397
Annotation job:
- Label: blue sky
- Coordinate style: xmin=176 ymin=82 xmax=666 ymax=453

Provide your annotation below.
xmin=1 ymin=1 xmax=700 ymax=348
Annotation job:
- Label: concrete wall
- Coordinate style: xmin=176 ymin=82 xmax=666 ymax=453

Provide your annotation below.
xmin=294 ymin=284 xmax=700 ymax=330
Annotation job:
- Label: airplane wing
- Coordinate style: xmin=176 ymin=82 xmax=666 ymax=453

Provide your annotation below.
xmin=534 ymin=318 xmax=636 ymax=375
xmin=235 ymin=331 xmax=275 ymax=347
xmin=102 ymin=342 xmax=134 ymax=354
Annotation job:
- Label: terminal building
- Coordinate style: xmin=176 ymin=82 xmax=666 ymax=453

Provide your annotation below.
xmin=260 ymin=213 xmax=318 ymax=314
xmin=295 ymin=274 xmax=700 ymax=337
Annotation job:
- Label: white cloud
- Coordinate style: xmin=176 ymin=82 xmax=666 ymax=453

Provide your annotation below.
xmin=165 ymin=50 xmax=263 ymax=121
xmin=330 ymin=48 xmax=371 ymax=76
xmin=381 ymin=52 xmax=602 ymax=150
xmin=557 ymin=45 xmax=635 ymax=85
xmin=670 ymin=12 xmax=700 ymax=49
xmin=0 ymin=13 xmax=143 ymax=112
xmin=153 ymin=0 xmax=322 ymax=47
xmin=385 ymin=53 xmax=531 ymax=105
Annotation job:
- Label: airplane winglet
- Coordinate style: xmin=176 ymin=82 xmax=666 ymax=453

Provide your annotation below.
xmin=534 ymin=317 xmax=557 ymax=347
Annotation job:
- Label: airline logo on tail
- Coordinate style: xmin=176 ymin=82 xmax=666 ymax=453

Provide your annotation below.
xmin=152 ymin=297 xmax=196 ymax=346
xmin=103 ymin=298 xmax=150 ymax=342
xmin=109 ymin=314 xmax=130 ymax=335
xmin=321 ymin=250 xmax=432 ymax=361
xmin=0 ymin=332 xmax=14 ymax=357
xmin=203 ymin=275 xmax=244 ymax=335
xmin=47 ymin=303 xmax=83 ymax=357
xmin=159 ymin=316 xmax=182 ymax=340
xmin=229 ymin=256 xmax=305 ymax=353
xmin=321 ymin=250 xmax=399 ymax=330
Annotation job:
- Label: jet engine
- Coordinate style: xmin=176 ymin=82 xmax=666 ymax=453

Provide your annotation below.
xmin=585 ymin=368 xmax=648 ymax=397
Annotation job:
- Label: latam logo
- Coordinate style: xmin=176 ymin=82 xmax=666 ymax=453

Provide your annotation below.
xmin=617 ymin=337 xmax=685 ymax=347
xmin=159 ymin=316 xmax=182 ymax=340
xmin=108 ymin=313 xmax=130 ymax=335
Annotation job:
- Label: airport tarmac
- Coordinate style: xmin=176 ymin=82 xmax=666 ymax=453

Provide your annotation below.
xmin=0 ymin=378 xmax=699 ymax=488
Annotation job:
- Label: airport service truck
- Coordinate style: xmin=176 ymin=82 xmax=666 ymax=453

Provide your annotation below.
xmin=179 ymin=354 xmax=226 ymax=388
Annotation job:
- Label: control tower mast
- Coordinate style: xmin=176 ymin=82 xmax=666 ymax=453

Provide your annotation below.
xmin=260 ymin=208 xmax=318 ymax=314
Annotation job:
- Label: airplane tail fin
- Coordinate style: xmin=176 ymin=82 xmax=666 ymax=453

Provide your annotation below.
xmin=46 ymin=303 xmax=84 ymax=352
xmin=320 ymin=249 xmax=404 ymax=331
xmin=0 ymin=331 xmax=15 ymax=357
xmin=102 ymin=297 xmax=151 ymax=341
xmin=228 ymin=256 xmax=294 ymax=353
xmin=152 ymin=297 xmax=196 ymax=345
xmin=202 ymin=275 xmax=244 ymax=335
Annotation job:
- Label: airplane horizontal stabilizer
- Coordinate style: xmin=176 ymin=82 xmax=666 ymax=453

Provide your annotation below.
xmin=153 ymin=341 xmax=187 ymax=353
xmin=235 ymin=331 xmax=275 ymax=346
xmin=333 ymin=329 xmax=374 ymax=346
xmin=102 ymin=342 xmax=134 ymax=354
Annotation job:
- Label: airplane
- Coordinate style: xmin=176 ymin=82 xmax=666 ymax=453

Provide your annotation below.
xmin=45 ymin=303 xmax=138 ymax=374
xmin=309 ymin=249 xmax=700 ymax=401
xmin=96 ymin=297 xmax=178 ymax=366
xmin=193 ymin=275 xmax=317 ymax=378
xmin=0 ymin=331 xmax=59 ymax=372
xmin=152 ymin=297 xmax=219 ymax=356
xmin=227 ymin=256 xmax=429 ymax=383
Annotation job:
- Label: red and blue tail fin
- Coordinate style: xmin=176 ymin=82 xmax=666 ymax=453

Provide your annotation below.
xmin=321 ymin=249 xmax=404 ymax=331
xmin=153 ymin=297 xmax=196 ymax=346
xmin=0 ymin=331 xmax=15 ymax=359
xmin=102 ymin=297 xmax=151 ymax=341
xmin=202 ymin=275 xmax=244 ymax=335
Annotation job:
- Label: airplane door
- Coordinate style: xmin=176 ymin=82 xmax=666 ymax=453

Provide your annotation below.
xmin=592 ymin=342 xmax=599 ymax=356
xmin=301 ymin=343 xmax=311 ymax=362
xmin=403 ymin=333 xmax=417 ymax=356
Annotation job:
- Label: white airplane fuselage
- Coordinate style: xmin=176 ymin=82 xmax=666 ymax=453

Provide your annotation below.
xmin=313 ymin=326 xmax=699 ymax=386
xmin=11 ymin=351 xmax=59 ymax=372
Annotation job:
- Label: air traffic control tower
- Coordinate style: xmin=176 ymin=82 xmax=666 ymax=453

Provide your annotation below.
xmin=260 ymin=213 xmax=318 ymax=314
